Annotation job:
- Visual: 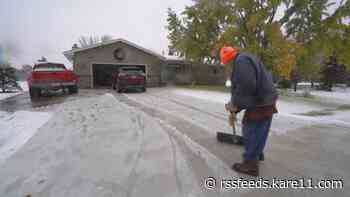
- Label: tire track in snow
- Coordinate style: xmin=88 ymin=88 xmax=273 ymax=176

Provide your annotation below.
xmin=125 ymin=114 xmax=146 ymax=197
xmin=147 ymin=89 xmax=230 ymax=119
xmin=166 ymin=132 xmax=184 ymax=196
xmin=121 ymin=92 xmax=235 ymax=136
xmin=157 ymin=119 xmax=247 ymax=196
xmin=116 ymin=93 xmax=204 ymax=196
xmin=152 ymin=94 xmax=227 ymax=120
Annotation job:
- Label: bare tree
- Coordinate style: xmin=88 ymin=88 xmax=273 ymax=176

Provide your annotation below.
xmin=78 ymin=35 xmax=113 ymax=48
xmin=101 ymin=35 xmax=113 ymax=42
xmin=0 ymin=64 xmax=20 ymax=92
xmin=15 ymin=65 xmax=32 ymax=81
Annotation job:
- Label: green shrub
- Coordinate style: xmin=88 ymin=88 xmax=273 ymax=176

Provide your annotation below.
xmin=278 ymin=79 xmax=291 ymax=89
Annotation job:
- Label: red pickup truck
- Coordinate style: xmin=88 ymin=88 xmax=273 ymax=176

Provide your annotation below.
xmin=27 ymin=62 xmax=78 ymax=99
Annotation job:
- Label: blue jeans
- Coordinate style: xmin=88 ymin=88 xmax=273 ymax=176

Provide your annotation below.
xmin=242 ymin=117 xmax=272 ymax=161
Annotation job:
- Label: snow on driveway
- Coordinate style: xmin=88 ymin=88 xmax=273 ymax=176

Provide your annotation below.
xmin=0 ymin=111 xmax=52 ymax=165
xmin=0 ymin=93 xmax=237 ymax=197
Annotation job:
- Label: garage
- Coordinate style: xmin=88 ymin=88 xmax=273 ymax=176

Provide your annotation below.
xmin=63 ymin=38 xmax=166 ymax=89
xmin=92 ymin=64 xmax=146 ymax=87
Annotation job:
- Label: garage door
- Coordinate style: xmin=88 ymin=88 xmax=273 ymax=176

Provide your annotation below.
xmin=92 ymin=64 xmax=146 ymax=88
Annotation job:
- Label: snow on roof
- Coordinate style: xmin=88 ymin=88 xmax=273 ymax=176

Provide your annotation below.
xmin=164 ymin=55 xmax=185 ymax=61
xmin=63 ymin=38 xmax=166 ymax=62
xmin=34 ymin=61 xmax=64 ymax=65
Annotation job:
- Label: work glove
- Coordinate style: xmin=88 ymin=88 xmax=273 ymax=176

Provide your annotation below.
xmin=225 ymin=102 xmax=238 ymax=127
xmin=225 ymin=101 xmax=238 ymax=113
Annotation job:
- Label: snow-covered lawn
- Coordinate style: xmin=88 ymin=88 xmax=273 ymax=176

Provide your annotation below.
xmin=0 ymin=111 xmax=52 ymax=165
xmin=0 ymin=92 xmax=21 ymax=101
xmin=282 ymin=86 xmax=350 ymax=105
xmin=173 ymin=88 xmax=350 ymax=130
xmin=312 ymin=87 xmax=350 ymax=105
xmin=0 ymin=81 xmax=28 ymax=101
xmin=173 ymin=89 xmax=328 ymax=115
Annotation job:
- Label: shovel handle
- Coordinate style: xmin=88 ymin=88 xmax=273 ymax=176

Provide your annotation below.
xmin=232 ymin=121 xmax=237 ymax=136
xmin=230 ymin=112 xmax=237 ymax=136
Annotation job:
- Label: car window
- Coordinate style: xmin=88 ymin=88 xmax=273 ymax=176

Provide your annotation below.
xmin=120 ymin=68 xmax=144 ymax=75
xmin=124 ymin=70 xmax=143 ymax=75
xmin=34 ymin=64 xmax=66 ymax=72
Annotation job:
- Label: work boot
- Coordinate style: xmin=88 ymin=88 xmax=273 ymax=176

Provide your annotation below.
xmin=232 ymin=160 xmax=259 ymax=177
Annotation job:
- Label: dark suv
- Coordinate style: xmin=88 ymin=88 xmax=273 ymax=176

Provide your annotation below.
xmin=112 ymin=67 xmax=146 ymax=93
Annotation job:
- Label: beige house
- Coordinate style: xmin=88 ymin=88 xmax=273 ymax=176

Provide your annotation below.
xmin=63 ymin=38 xmax=225 ymax=88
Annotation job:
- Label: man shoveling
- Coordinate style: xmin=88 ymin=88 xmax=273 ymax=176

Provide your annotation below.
xmin=220 ymin=46 xmax=278 ymax=177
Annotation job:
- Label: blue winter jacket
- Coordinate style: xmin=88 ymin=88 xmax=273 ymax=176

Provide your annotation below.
xmin=230 ymin=53 xmax=278 ymax=109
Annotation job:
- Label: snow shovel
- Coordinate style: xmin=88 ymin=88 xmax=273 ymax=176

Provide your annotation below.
xmin=216 ymin=117 xmax=265 ymax=160
xmin=216 ymin=120 xmax=244 ymax=145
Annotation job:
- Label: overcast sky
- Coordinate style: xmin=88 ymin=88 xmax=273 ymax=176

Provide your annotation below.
xmin=0 ymin=0 xmax=344 ymax=68
xmin=0 ymin=0 xmax=191 ymax=68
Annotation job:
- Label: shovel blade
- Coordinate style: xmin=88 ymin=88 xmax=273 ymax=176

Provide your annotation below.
xmin=216 ymin=132 xmax=244 ymax=145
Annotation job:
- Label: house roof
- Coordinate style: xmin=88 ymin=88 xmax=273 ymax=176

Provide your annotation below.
xmin=63 ymin=38 xmax=167 ymax=62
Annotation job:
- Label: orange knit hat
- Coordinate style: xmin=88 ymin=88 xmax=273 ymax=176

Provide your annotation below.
xmin=220 ymin=46 xmax=240 ymax=65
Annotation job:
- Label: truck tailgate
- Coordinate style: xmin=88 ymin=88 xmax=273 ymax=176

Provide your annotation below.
xmin=32 ymin=71 xmax=74 ymax=82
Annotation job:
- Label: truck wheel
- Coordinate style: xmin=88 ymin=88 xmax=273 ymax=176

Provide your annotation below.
xmin=68 ymin=85 xmax=78 ymax=94
xmin=29 ymin=87 xmax=40 ymax=99
xmin=142 ymin=87 xmax=146 ymax=92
